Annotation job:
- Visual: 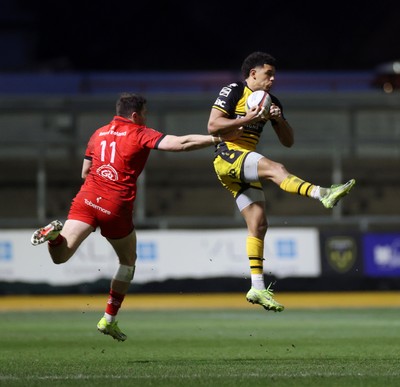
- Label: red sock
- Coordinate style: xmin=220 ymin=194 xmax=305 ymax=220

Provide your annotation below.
xmin=105 ymin=290 xmax=125 ymax=316
xmin=48 ymin=234 xmax=64 ymax=247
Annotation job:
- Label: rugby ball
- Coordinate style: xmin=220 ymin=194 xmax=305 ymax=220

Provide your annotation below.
xmin=245 ymin=90 xmax=272 ymax=113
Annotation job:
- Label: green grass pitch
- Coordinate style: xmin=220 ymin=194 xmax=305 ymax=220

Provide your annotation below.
xmin=0 ymin=308 xmax=399 ymax=386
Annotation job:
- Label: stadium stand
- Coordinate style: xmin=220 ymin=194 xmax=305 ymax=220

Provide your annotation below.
xmin=0 ymin=73 xmax=399 ymax=231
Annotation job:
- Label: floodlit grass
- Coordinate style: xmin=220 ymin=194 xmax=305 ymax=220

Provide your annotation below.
xmin=0 ymin=308 xmax=399 ymax=386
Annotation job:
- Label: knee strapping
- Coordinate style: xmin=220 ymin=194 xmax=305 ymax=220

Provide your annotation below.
xmin=113 ymin=264 xmax=135 ymax=282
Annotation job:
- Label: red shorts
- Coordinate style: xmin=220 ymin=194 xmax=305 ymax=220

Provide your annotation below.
xmin=67 ymin=190 xmax=134 ymax=239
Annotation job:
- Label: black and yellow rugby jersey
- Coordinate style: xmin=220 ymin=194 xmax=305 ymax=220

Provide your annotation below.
xmin=211 ymin=81 xmax=284 ymax=151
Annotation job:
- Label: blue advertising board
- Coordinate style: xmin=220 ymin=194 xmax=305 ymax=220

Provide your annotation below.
xmin=363 ymin=233 xmax=400 ymax=277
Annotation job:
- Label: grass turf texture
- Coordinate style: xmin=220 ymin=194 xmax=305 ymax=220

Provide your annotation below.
xmin=0 ymin=308 xmax=399 ymax=386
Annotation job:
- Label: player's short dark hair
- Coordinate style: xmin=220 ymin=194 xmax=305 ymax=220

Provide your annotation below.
xmin=241 ymin=52 xmax=277 ymax=78
xmin=116 ymin=93 xmax=147 ymax=117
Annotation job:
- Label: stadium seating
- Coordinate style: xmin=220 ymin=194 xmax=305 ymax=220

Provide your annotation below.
xmin=0 ymin=89 xmax=399 ymax=231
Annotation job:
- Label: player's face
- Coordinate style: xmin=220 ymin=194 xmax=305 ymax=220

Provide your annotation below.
xmin=252 ymin=64 xmax=276 ymax=92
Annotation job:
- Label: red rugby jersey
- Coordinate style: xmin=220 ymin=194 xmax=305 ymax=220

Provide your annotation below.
xmin=81 ymin=116 xmax=165 ymax=206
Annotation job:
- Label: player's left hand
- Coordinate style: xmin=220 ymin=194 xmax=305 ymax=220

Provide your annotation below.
xmin=269 ymin=104 xmax=281 ymax=119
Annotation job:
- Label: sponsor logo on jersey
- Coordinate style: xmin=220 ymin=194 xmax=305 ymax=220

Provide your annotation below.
xmin=214 ymin=98 xmax=226 ymax=108
xmin=219 ymin=86 xmax=233 ymax=97
xmin=96 ymin=164 xmax=119 ymax=181
xmin=99 ymin=130 xmax=127 ymax=136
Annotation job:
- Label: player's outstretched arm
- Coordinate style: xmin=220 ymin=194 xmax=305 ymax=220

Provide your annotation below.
xmin=157 ymin=134 xmax=216 ymax=152
xmin=157 ymin=128 xmax=243 ymax=152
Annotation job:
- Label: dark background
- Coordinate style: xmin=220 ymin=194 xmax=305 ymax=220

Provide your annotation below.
xmin=1 ymin=0 xmax=400 ymax=72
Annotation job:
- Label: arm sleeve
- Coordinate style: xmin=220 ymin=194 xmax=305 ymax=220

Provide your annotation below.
xmin=84 ymin=133 xmax=95 ymax=160
xmin=211 ymin=82 xmax=244 ymax=118
xmin=137 ymin=127 xmax=165 ymax=149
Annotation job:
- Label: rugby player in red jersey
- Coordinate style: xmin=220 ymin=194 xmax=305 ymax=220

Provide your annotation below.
xmin=31 ymin=92 xmax=241 ymax=341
